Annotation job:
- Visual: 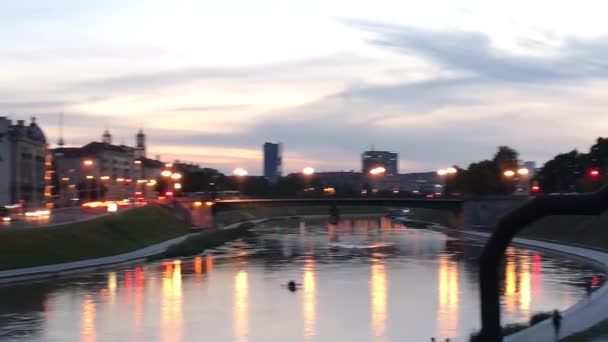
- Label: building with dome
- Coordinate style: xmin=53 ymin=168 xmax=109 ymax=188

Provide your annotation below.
xmin=0 ymin=117 xmax=49 ymax=207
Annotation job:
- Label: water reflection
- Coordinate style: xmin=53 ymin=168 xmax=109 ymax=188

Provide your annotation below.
xmin=370 ymin=253 xmax=387 ymax=338
xmin=0 ymin=217 xmax=604 ymax=342
xmin=437 ymin=254 xmax=459 ymax=338
xmin=80 ymin=295 xmax=95 ymax=342
xmin=519 ymin=252 xmax=532 ymax=315
xmin=134 ymin=266 xmax=145 ymax=335
xmin=302 ymin=258 xmax=316 ymax=340
xmin=505 ymin=247 xmax=517 ymax=313
xmin=234 ymin=269 xmax=249 ymax=342
xmin=161 ymin=260 xmax=182 ymax=342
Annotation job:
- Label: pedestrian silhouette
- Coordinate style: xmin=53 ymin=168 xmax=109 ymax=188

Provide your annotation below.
xmin=552 ymin=310 xmax=562 ymax=340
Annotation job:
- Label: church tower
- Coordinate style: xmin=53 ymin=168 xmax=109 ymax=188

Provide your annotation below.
xmin=135 ymin=129 xmax=146 ymax=158
xmin=102 ymin=130 xmax=112 ymax=144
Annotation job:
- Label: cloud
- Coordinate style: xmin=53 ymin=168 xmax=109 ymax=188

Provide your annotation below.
xmin=172 ymin=104 xmax=252 ymax=112
xmin=347 ymin=19 xmax=608 ymax=82
xmin=71 ymin=53 xmax=371 ymax=93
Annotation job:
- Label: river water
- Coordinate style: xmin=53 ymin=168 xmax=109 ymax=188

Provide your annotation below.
xmin=0 ymin=216 xmax=603 ymax=342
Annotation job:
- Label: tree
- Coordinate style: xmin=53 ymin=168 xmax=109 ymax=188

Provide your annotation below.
xmin=444 ymin=146 xmax=520 ymax=196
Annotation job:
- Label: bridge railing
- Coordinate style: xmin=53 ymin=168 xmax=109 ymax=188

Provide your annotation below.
xmin=478 ymin=186 xmax=608 ymax=341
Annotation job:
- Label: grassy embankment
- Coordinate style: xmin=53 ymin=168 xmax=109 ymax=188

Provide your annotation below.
xmin=561 ymin=319 xmax=608 ymax=341
xmin=468 ymin=312 xmax=552 ymax=341
xmin=0 ymin=206 xmax=190 ymax=271
xmin=149 ymin=222 xmax=255 ymax=260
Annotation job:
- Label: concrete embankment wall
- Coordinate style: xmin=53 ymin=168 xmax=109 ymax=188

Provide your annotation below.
xmin=462 ymin=196 xmax=528 ymax=230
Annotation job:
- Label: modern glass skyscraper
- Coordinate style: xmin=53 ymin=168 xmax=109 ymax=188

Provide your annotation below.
xmin=263 ymin=142 xmax=282 ymax=183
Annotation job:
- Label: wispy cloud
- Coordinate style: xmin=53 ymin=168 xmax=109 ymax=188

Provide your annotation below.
xmin=347 ymin=19 xmax=608 ymax=82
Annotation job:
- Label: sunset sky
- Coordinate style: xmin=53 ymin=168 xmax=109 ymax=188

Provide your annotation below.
xmin=3 ymin=0 xmax=608 ymax=174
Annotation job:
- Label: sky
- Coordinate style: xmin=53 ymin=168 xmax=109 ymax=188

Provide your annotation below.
xmin=3 ymin=0 xmax=608 ymax=175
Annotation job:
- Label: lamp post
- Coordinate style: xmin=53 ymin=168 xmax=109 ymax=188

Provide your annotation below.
xmin=83 ymin=159 xmax=95 ymax=201
xmin=302 ymin=167 xmax=315 ymax=194
xmin=233 ymin=168 xmax=248 ymax=195
xmin=437 ymin=167 xmax=458 ymax=196
xmin=369 ymin=166 xmax=386 ymax=195
xmin=503 ymin=168 xmax=531 ymax=194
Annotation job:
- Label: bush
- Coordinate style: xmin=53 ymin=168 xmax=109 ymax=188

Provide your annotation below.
xmin=530 ymin=312 xmax=552 ymax=326
xmin=150 ymin=222 xmax=255 ymax=260
xmin=469 ymin=323 xmax=529 ymax=342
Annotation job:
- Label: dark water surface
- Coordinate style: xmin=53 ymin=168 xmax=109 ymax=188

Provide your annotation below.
xmin=0 ymin=216 xmax=603 ymax=342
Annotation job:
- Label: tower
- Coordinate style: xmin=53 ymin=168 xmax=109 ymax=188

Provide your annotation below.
xmin=57 ymin=113 xmax=65 ymax=147
xmin=102 ymin=130 xmax=112 ymax=144
xmin=135 ymin=129 xmax=146 ymax=158
xmin=263 ymin=142 xmax=282 ymax=184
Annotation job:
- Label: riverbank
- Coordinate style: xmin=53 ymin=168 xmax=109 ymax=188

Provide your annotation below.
xmin=0 ymin=205 xmax=190 ymax=271
xmin=430 ymin=226 xmax=608 ymax=342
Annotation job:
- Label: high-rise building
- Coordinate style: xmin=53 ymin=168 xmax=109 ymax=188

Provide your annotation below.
xmin=263 ymin=142 xmax=282 ymax=184
xmin=362 ymin=150 xmax=398 ymax=176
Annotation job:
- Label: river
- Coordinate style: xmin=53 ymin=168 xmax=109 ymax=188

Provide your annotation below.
xmin=0 ymin=216 xmax=603 ymax=341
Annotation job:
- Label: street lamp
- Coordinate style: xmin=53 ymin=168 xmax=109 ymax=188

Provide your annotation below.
xmin=171 ymin=173 xmax=182 ymax=180
xmin=161 ymin=170 xmax=173 ymax=177
xmin=302 ymin=167 xmax=315 ymax=176
xmin=233 ymin=168 xmax=248 ymax=177
xmin=233 ymin=168 xmax=248 ymax=195
xmin=369 ymin=167 xmax=386 ymax=175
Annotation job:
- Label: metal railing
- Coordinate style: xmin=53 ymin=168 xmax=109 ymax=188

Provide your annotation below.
xmin=478 ymin=187 xmax=608 ymax=341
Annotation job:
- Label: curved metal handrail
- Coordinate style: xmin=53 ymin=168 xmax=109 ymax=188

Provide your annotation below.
xmin=479 ymin=186 xmax=608 ymax=341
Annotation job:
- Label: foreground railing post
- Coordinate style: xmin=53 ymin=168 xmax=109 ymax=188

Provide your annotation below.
xmin=478 ymin=188 xmax=608 ymax=341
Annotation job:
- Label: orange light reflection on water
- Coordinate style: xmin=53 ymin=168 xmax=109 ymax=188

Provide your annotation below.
xmin=80 ymin=295 xmax=96 ymax=342
xmin=437 ymin=255 xmax=459 ymax=338
xmin=302 ymin=258 xmax=316 ymax=340
xmin=161 ymin=260 xmax=182 ymax=342
xmin=234 ymin=270 xmax=249 ymax=342
xmin=370 ymin=254 xmax=387 ymax=338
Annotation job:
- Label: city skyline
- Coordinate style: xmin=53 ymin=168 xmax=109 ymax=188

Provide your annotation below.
xmin=4 ymin=1 xmax=608 ymax=174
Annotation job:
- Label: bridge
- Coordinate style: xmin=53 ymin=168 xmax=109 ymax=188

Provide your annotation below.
xmin=173 ymin=196 xmax=525 ymax=230
xmin=211 ymin=197 xmax=464 ymax=215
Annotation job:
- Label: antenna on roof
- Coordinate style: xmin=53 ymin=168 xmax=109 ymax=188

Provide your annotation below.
xmin=57 ymin=112 xmax=65 ymax=147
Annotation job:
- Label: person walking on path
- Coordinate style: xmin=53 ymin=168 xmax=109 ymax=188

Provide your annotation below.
xmin=552 ymin=310 xmax=563 ymax=341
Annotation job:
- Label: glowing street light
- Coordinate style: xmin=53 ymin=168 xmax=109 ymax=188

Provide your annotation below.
xmin=161 ymin=170 xmax=173 ymax=177
xmin=174 ymin=183 xmax=182 ymax=190
xmin=302 ymin=167 xmax=315 ymax=175
xmin=233 ymin=168 xmax=248 ymax=177
xmin=83 ymin=160 xmax=94 ymax=167
xmin=171 ymin=173 xmax=182 ymax=180
xmin=437 ymin=169 xmax=448 ymax=176
xmin=447 ymin=167 xmax=457 ymax=174
xmin=504 ymin=170 xmax=516 ymax=177
xmin=369 ymin=167 xmax=386 ymax=175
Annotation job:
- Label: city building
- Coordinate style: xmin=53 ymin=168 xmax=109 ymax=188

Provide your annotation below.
xmin=263 ymin=142 xmax=282 ymax=184
xmin=52 ymin=129 xmax=161 ymax=204
xmin=362 ymin=150 xmax=398 ymax=176
xmin=316 ymin=171 xmax=363 ymax=189
xmin=0 ymin=117 xmax=49 ymax=207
